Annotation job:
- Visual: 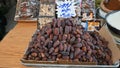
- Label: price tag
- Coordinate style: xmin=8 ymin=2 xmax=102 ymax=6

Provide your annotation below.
xmin=56 ymin=0 xmax=76 ymax=18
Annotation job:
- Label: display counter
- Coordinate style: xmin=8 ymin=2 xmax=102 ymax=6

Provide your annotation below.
xmin=0 ymin=22 xmax=120 ymax=68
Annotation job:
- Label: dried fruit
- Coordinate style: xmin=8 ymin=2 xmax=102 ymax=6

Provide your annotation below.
xmin=31 ymin=52 xmax=37 ymax=57
xmin=40 ymin=36 xmax=45 ymax=42
xmin=62 ymin=34 xmax=67 ymax=40
xmin=82 ymin=46 xmax=87 ymax=52
xmin=46 ymin=28 xmax=52 ymax=35
xmin=73 ymin=43 xmax=82 ymax=48
xmin=54 ymin=47 xmax=59 ymax=53
xmin=59 ymin=43 xmax=64 ymax=51
xmin=49 ymin=47 xmax=54 ymax=54
xmin=70 ymin=52 xmax=74 ymax=59
xmin=41 ymin=53 xmax=45 ymax=58
xmin=24 ymin=18 xmax=112 ymax=65
xmin=53 ymin=40 xmax=60 ymax=48
xmin=54 ymin=28 xmax=59 ymax=35
xmin=63 ymin=44 xmax=67 ymax=52
xmin=70 ymin=36 xmax=76 ymax=43
xmin=65 ymin=26 xmax=70 ymax=34
xmin=74 ymin=48 xmax=80 ymax=58
xmin=59 ymin=27 xmax=63 ymax=34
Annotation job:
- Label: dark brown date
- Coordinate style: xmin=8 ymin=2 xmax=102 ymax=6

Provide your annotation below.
xmin=31 ymin=52 xmax=37 ymax=57
xmin=63 ymin=44 xmax=67 ymax=52
xmin=59 ymin=43 xmax=64 ymax=51
xmin=73 ymin=43 xmax=82 ymax=48
xmin=46 ymin=28 xmax=52 ymax=35
xmin=53 ymin=36 xmax=58 ymax=42
xmin=59 ymin=27 xmax=63 ymax=34
xmin=49 ymin=47 xmax=54 ymax=54
xmin=54 ymin=47 xmax=59 ymax=53
xmin=58 ymin=35 xmax=62 ymax=41
xmin=62 ymin=34 xmax=67 ymax=40
xmin=53 ymin=40 xmax=60 ymax=48
xmin=54 ymin=28 xmax=59 ymax=35
xmin=65 ymin=26 xmax=70 ymax=34
xmin=70 ymin=36 xmax=76 ymax=44
xmin=74 ymin=48 xmax=80 ymax=58
xmin=82 ymin=46 xmax=87 ymax=52
xmin=57 ymin=19 xmax=61 ymax=27
xmin=40 ymin=36 xmax=45 ymax=42
xmin=70 ymin=52 xmax=74 ymax=59
xmin=50 ymin=34 xmax=53 ymax=40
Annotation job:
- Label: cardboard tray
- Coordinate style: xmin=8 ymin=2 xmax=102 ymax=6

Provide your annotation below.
xmin=21 ymin=26 xmax=120 ymax=67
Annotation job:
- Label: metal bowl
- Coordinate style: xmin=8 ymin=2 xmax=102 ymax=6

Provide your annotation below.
xmin=97 ymin=7 xmax=108 ymax=19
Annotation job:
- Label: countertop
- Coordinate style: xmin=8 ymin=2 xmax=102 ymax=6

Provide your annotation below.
xmin=0 ymin=23 xmax=36 ymax=68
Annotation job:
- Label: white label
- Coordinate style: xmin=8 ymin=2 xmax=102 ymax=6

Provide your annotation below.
xmin=56 ymin=0 xmax=76 ymax=18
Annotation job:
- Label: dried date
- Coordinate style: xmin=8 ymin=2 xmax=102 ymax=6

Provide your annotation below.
xmin=54 ymin=28 xmax=59 ymax=35
xmin=59 ymin=27 xmax=63 ymax=34
xmin=65 ymin=26 xmax=70 ymax=34
xmin=62 ymin=34 xmax=67 ymax=40
xmin=49 ymin=47 xmax=54 ymax=54
xmin=73 ymin=43 xmax=82 ymax=48
xmin=25 ymin=18 xmax=112 ymax=65
xmin=53 ymin=40 xmax=60 ymax=48
xmin=59 ymin=43 xmax=64 ymax=51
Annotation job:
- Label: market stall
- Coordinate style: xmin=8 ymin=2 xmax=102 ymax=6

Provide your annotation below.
xmin=0 ymin=0 xmax=120 ymax=68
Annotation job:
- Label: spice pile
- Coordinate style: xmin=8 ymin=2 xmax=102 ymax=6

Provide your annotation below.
xmin=23 ymin=18 xmax=112 ymax=65
xmin=104 ymin=0 xmax=120 ymax=10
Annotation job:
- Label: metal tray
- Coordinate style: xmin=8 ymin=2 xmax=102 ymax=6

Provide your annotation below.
xmin=21 ymin=52 xmax=119 ymax=68
xmin=21 ymin=29 xmax=120 ymax=68
xmin=21 ymin=60 xmax=119 ymax=68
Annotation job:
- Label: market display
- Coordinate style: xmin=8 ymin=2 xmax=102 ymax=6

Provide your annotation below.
xmin=14 ymin=0 xmax=39 ymax=21
xmin=23 ymin=18 xmax=113 ymax=65
xmin=14 ymin=0 xmax=120 ymax=67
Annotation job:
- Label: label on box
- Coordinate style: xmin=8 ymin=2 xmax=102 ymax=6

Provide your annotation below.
xmin=56 ymin=0 xmax=76 ymax=18
xmin=81 ymin=21 xmax=100 ymax=31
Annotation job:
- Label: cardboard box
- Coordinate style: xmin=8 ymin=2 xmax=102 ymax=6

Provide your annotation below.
xmin=99 ymin=26 xmax=120 ymax=64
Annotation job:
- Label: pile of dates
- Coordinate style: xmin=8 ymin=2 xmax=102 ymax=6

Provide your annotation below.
xmin=23 ymin=18 xmax=112 ymax=65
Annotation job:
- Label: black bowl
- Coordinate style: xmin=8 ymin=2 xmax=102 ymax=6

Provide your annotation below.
xmin=105 ymin=11 xmax=120 ymax=35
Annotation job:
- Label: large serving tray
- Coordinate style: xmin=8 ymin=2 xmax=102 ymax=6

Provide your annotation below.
xmin=21 ymin=26 xmax=120 ymax=68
